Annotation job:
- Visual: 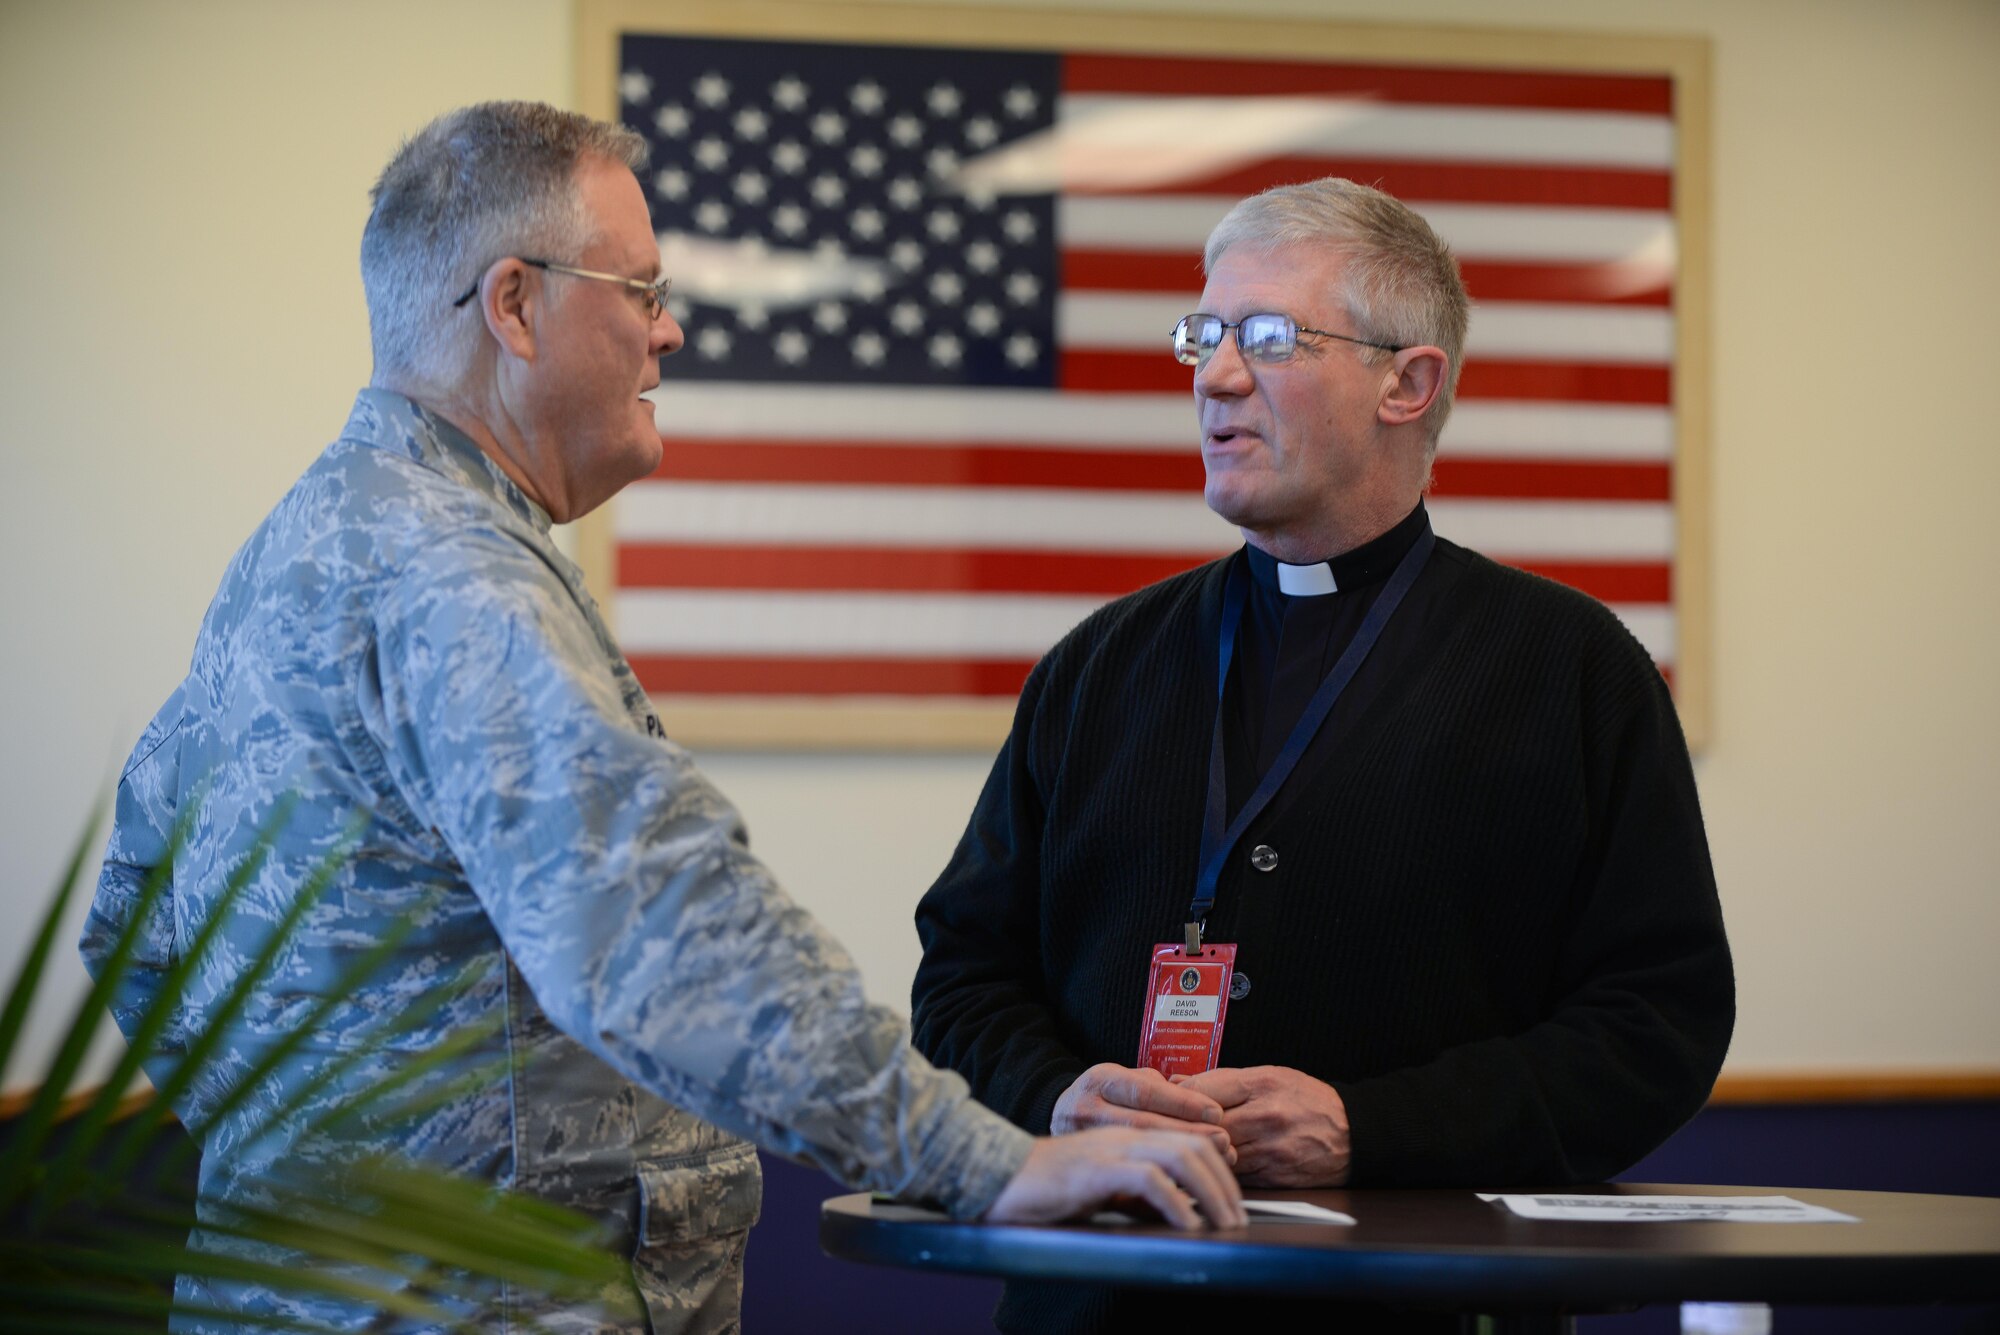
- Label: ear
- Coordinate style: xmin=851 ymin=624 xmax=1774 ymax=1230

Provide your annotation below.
xmin=475 ymin=258 xmax=541 ymax=363
xmin=1376 ymin=346 xmax=1448 ymax=428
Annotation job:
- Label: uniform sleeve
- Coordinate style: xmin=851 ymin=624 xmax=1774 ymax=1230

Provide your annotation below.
xmin=366 ymin=527 xmax=1029 ymax=1218
xmin=910 ymin=660 xmax=1090 ymax=1135
xmin=79 ymin=688 xmax=189 ymax=1088
xmin=1336 ymin=649 xmax=1735 ymax=1186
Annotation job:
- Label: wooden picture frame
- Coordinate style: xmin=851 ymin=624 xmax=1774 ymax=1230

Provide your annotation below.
xmin=576 ymin=0 xmax=1711 ymax=751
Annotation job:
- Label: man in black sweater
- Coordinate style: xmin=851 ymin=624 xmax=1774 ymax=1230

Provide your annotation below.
xmin=911 ymin=178 xmax=1733 ymax=1332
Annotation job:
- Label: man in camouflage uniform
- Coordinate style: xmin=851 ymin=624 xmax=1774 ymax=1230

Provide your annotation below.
xmin=80 ymin=102 xmax=1242 ymax=1334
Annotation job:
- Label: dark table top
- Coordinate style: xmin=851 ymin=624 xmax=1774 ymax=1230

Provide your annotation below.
xmin=820 ymin=1183 xmax=2000 ymax=1306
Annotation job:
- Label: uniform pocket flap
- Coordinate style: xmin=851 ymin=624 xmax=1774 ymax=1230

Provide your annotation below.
xmin=636 ymin=1143 xmax=762 ymax=1245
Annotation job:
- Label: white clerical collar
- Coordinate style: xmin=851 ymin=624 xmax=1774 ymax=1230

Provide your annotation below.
xmin=1276 ymin=561 xmax=1339 ymax=596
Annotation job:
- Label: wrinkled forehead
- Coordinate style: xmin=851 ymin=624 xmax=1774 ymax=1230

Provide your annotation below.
xmin=1199 ymin=241 xmax=1347 ymax=318
xmin=576 ymin=156 xmax=660 ymax=273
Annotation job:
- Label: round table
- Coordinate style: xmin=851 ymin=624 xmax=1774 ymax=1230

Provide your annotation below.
xmin=820 ymin=1182 xmax=2000 ymax=1333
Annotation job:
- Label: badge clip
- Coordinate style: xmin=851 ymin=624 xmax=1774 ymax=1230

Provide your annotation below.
xmin=1183 ymin=920 xmax=1204 ymax=955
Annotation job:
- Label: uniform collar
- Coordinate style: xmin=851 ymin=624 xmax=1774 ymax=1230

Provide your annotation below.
xmin=341 ymin=387 xmax=554 ymax=536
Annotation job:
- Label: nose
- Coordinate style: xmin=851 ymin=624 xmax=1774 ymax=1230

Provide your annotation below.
xmin=652 ymin=307 xmax=685 ymax=358
xmin=1193 ymin=330 xmax=1254 ymax=400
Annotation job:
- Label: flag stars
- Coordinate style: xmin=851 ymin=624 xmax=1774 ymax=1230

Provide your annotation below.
xmin=694 ymin=72 xmax=732 ymax=108
xmin=1003 ymin=84 xmax=1039 ymax=118
xmin=889 ymin=238 xmax=925 ymax=272
xmin=1004 ymin=332 xmax=1041 ymax=367
xmin=810 ymin=110 xmax=847 ymax=144
xmin=963 ymin=185 xmax=998 ymax=212
xmin=966 ymin=240 xmax=1000 ymax=273
xmin=926 ymin=147 xmax=960 ymax=180
xmin=738 ymin=302 xmax=770 ymax=330
xmin=1002 ymin=209 xmax=1038 ymax=243
xmin=886 ymin=177 xmax=923 ymax=210
xmin=849 ymin=143 xmax=886 ymax=177
xmin=849 ymin=206 xmax=886 ymax=240
xmin=813 ymin=237 xmax=847 ymax=262
xmin=732 ymin=171 xmax=769 ymax=204
xmin=772 ymin=203 xmax=809 ymax=238
xmin=964 ymin=115 xmax=1000 ymax=149
xmin=694 ymin=137 xmax=730 ymax=171
xmin=694 ymin=199 xmax=732 ymax=232
xmin=771 ymin=140 xmax=808 ymax=174
xmin=925 ymin=208 xmax=962 ymax=242
xmin=967 ymin=302 xmax=1001 ymax=336
xmin=928 ymin=332 xmax=964 ymax=367
xmin=890 ymin=301 xmax=925 ymax=335
xmin=1005 ymin=271 xmax=1042 ymax=305
xmin=929 ymin=271 xmax=965 ymax=304
xmin=810 ymin=173 xmax=847 ymax=207
xmin=888 ymin=114 xmax=924 ymax=148
xmin=853 ymin=268 xmax=889 ymax=301
xmin=696 ymin=326 xmax=733 ymax=360
xmin=619 ymin=70 xmax=653 ymax=104
xmin=926 ymin=83 xmax=963 ymax=117
xmin=733 ymin=107 xmax=770 ymax=141
xmin=772 ymin=76 xmax=809 ymax=111
xmin=849 ymin=80 xmax=887 ymax=114
xmin=653 ymin=168 xmax=690 ymax=201
xmin=774 ymin=329 xmax=811 ymax=364
xmin=813 ymin=301 xmax=848 ymax=334
xmin=654 ymin=104 xmax=691 ymax=138
xmin=852 ymin=330 xmax=888 ymax=366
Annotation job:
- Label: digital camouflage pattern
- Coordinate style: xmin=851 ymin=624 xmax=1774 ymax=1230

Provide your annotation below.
xmin=81 ymin=389 xmax=1033 ymax=1333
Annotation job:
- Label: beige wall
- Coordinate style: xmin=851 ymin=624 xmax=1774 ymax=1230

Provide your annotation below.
xmin=3 ymin=0 xmax=1995 ymax=1092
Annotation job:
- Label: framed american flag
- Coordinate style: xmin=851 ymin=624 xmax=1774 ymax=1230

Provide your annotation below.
xmin=575 ymin=1 xmax=1711 ymax=750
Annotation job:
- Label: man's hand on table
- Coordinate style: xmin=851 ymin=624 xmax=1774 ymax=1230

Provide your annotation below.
xmin=1050 ymin=1062 xmax=1236 ymax=1162
xmin=1176 ymin=1065 xmax=1352 ymax=1187
xmin=982 ymin=1126 xmax=1247 ymax=1230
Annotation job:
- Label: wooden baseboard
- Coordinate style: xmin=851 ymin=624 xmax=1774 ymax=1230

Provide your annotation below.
xmin=1707 ymin=1069 xmax=2000 ymax=1105
xmin=8 ymin=1070 xmax=1998 ymax=1124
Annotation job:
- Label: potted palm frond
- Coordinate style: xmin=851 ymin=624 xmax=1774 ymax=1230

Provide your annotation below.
xmin=0 ymin=807 xmax=639 ymax=1333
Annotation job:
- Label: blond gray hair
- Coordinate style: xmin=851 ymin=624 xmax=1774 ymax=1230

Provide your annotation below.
xmin=1204 ymin=178 xmax=1469 ymax=452
xmin=362 ymin=101 xmax=648 ymax=383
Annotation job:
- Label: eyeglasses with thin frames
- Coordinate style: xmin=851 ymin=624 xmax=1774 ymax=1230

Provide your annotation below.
xmin=452 ymin=259 xmax=672 ymax=322
xmin=1172 ymin=313 xmax=1403 ymax=367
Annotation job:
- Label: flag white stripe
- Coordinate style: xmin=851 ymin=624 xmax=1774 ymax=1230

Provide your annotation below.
xmin=1059 ymin=197 xmax=1676 ymax=264
xmin=1060 ymin=293 xmax=1674 ymax=363
xmin=647 ymin=386 xmax=1671 ymax=460
xmin=1053 ymin=94 xmax=1675 ymax=170
xmin=616 ymin=482 xmax=1673 ymax=559
xmin=615 ymin=588 xmax=1677 ymax=663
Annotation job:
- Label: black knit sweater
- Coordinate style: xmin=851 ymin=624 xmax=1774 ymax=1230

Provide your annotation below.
xmin=912 ymin=537 xmax=1733 ymax=1296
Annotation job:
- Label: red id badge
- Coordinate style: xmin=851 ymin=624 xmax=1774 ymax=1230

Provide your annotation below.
xmin=1135 ymin=942 xmax=1237 ymax=1079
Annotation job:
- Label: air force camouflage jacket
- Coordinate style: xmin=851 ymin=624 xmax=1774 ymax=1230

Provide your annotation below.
xmin=81 ymin=389 xmax=1032 ymax=1333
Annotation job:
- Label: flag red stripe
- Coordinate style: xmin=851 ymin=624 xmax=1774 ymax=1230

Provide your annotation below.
xmin=620 ymin=543 xmax=1209 ymax=594
xmin=1060 ymin=351 xmax=1672 ymax=403
xmin=1503 ymin=560 xmax=1672 ymax=603
xmin=1062 ymin=53 xmax=1673 ymax=115
xmin=1431 ymin=458 xmax=1670 ymax=501
xmin=648 ymin=439 xmax=1668 ymax=500
xmin=1064 ymin=251 xmax=1673 ymax=307
xmin=618 ymin=543 xmax=1670 ymax=605
xmin=652 ymin=439 xmax=1204 ymax=491
xmin=629 ymin=653 xmax=1036 ymax=698
xmin=1073 ymin=157 xmax=1671 ymax=210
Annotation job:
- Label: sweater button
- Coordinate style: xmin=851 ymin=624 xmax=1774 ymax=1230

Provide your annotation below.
xmin=1249 ymin=844 xmax=1279 ymax=872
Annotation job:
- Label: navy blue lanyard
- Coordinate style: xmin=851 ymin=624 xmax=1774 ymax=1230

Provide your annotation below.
xmin=1188 ymin=528 xmax=1436 ymax=949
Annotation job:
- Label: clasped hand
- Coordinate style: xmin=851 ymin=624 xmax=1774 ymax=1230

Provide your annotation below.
xmin=1052 ymin=1062 xmax=1352 ymax=1187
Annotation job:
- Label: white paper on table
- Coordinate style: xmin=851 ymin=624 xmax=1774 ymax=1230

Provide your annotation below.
xmin=1476 ymin=1193 xmax=1858 ymax=1224
xmin=1243 ymin=1199 xmax=1356 ymax=1225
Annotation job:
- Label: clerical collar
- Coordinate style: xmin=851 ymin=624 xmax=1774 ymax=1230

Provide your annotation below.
xmin=1243 ymin=502 xmax=1431 ymax=598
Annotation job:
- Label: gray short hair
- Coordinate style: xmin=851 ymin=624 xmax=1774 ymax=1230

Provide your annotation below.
xmin=362 ymin=101 xmax=648 ymax=383
xmin=1204 ymin=178 xmax=1469 ymax=452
